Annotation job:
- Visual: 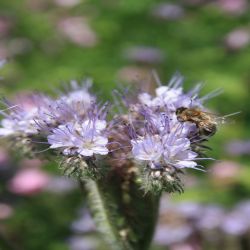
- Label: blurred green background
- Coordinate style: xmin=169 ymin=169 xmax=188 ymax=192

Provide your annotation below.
xmin=0 ymin=0 xmax=250 ymax=249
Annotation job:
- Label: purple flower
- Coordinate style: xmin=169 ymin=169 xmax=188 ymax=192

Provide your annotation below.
xmin=176 ymin=202 xmax=203 ymax=220
xmin=47 ymin=118 xmax=109 ymax=157
xmin=151 ymin=3 xmax=185 ymax=21
xmin=197 ymin=205 xmax=224 ymax=230
xmin=154 ymin=224 xmax=193 ymax=246
xmin=221 ymin=211 xmax=249 ymax=235
xmin=36 ymin=80 xmax=97 ymax=132
xmin=123 ymin=46 xmax=165 ymax=64
xmin=131 ymin=135 xmax=163 ymax=162
xmin=138 ymin=84 xmax=184 ymax=110
xmin=59 ymin=80 xmax=95 ymax=107
xmin=138 ymin=73 xmax=220 ymax=112
xmin=0 ymin=72 xmax=219 ymax=192
xmin=162 ymin=134 xmax=198 ymax=169
xmin=225 ymin=140 xmax=250 ymax=155
xmin=130 ymin=112 xmax=199 ymax=170
xmin=119 ymin=73 xmax=219 ymax=192
xmin=138 ymin=73 xmax=201 ymax=111
xmin=127 ymin=73 xmax=220 ymax=173
xmin=0 ymin=93 xmax=53 ymax=136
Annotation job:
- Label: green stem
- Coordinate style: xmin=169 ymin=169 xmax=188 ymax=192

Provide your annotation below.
xmin=84 ymin=178 xmax=160 ymax=250
xmin=84 ymin=179 xmax=132 ymax=250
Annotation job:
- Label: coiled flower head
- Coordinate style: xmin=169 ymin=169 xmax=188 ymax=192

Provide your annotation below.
xmin=114 ymin=73 xmax=218 ymax=193
xmin=44 ymin=82 xmax=110 ymax=180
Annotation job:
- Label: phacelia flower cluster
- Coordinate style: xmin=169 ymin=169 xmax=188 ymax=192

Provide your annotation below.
xmin=0 ymin=73 xmax=219 ymax=193
xmin=113 ymin=73 xmax=219 ymax=193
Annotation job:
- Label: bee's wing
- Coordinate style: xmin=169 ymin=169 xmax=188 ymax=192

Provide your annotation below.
xmin=220 ymin=111 xmax=241 ymax=118
xmin=216 ymin=111 xmax=241 ymax=124
xmin=201 ymin=110 xmax=240 ymax=119
xmin=199 ymin=110 xmax=218 ymax=118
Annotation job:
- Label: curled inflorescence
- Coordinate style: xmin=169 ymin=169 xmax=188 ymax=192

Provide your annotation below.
xmin=0 ymin=73 xmax=220 ymax=194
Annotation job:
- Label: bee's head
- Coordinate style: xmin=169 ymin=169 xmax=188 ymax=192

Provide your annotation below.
xmin=176 ymin=107 xmax=187 ymax=116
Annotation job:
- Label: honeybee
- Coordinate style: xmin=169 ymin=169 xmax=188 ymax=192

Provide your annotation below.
xmin=176 ymin=107 xmax=217 ymax=137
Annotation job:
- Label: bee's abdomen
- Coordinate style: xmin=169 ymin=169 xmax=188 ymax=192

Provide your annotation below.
xmin=200 ymin=123 xmax=217 ymax=137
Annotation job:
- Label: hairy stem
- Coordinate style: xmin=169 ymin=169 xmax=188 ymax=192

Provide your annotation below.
xmin=84 ymin=179 xmax=132 ymax=250
xmin=83 ymin=178 xmax=160 ymax=250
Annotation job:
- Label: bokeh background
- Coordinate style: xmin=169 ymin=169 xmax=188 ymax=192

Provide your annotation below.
xmin=0 ymin=0 xmax=250 ymax=249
